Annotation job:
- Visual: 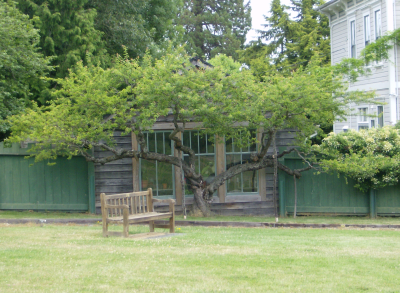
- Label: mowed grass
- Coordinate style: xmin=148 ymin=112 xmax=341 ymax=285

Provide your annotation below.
xmin=2 ymin=210 xmax=400 ymax=226
xmin=1 ymin=223 xmax=400 ymax=292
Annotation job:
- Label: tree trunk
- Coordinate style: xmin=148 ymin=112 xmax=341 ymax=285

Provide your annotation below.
xmin=191 ymin=187 xmax=212 ymax=217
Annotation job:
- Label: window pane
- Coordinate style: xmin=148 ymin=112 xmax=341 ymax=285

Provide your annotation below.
xmin=226 ymin=137 xmax=233 ymax=153
xmin=141 ymin=160 xmax=157 ymax=191
xmin=165 ymin=133 xmax=172 ymax=155
xmin=207 ymin=138 xmax=214 ymax=154
xmin=183 ymin=131 xmax=190 ymax=148
xmin=364 ymin=15 xmax=370 ymax=45
xmin=191 ymin=131 xmax=199 ymax=153
xmin=157 ymin=162 xmax=173 ymax=196
xmin=351 ymin=21 xmax=356 ymax=58
xmin=378 ymin=106 xmax=384 ymax=127
xmin=375 ymin=10 xmax=381 ymax=40
xmin=227 ymin=174 xmax=242 ymax=193
xmin=243 ymin=171 xmax=258 ymax=192
xmin=156 ymin=132 xmax=164 ymax=154
xmin=199 ymin=133 xmax=207 ymax=154
xmin=200 ymin=155 xmax=215 ymax=184
xmin=148 ymin=133 xmax=156 ymax=152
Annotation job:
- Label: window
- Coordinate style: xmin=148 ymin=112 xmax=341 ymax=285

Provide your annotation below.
xmin=364 ymin=15 xmax=370 ymax=46
xmin=225 ymin=131 xmax=258 ymax=194
xmin=375 ymin=10 xmax=381 ymax=40
xmin=140 ymin=131 xmax=174 ymax=197
xmin=358 ymin=125 xmax=369 ymax=130
xmin=350 ymin=20 xmax=356 ymax=58
xmin=371 ymin=120 xmax=375 ymax=128
xmin=359 ymin=107 xmax=368 ymax=122
xmin=377 ymin=106 xmax=384 ymax=127
xmin=182 ymin=131 xmax=216 ymax=195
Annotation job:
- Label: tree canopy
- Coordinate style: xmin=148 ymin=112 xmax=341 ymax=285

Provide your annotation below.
xmin=8 ymin=46 xmax=375 ymax=215
xmin=178 ymin=0 xmax=251 ymax=60
xmin=0 ymin=0 xmax=51 ymax=139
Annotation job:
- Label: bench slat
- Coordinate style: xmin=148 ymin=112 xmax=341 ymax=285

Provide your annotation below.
xmin=107 ymin=212 xmax=173 ymax=224
xmin=105 ymin=191 xmax=149 ymax=199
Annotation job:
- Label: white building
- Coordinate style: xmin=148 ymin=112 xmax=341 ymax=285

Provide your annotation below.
xmin=318 ymin=0 xmax=400 ymax=132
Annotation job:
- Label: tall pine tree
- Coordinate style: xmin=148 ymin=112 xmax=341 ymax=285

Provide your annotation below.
xmin=249 ymin=0 xmax=330 ymax=68
xmin=178 ymin=0 xmax=252 ymax=60
xmin=88 ymin=0 xmax=179 ymax=58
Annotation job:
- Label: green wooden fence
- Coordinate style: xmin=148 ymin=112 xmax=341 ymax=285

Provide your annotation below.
xmin=279 ymin=154 xmax=400 ymax=217
xmin=0 ymin=143 xmax=95 ymax=212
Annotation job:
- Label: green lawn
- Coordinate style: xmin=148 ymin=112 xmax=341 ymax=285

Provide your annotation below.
xmin=2 ymin=210 xmax=400 ymax=225
xmin=1 ymin=223 xmax=400 ymax=292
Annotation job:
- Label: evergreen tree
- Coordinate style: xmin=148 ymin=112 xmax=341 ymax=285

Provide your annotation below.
xmin=178 ymin=0 xmax=252 ymax=59
xmin=88 ymin=0 xmax=179 ymax=58
xmin=253 ymin=0 xmax=329 ymax=67
xmin=16 ymin=0 xmax=108 ymax=80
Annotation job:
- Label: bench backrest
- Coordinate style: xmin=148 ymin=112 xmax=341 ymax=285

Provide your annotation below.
xmin=100 ymin=188 xmax=154 ymax=218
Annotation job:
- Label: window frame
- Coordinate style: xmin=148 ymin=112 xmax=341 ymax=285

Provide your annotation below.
xmin=377 ymin=105 xmax=384 ymax=127
xmin=349 ymin=18 xmax=357 ymax=58
xmin=374 ymin=8 xmax=381 ymax=41
xmin=182 ymin=130 xmax=216 ymax=197
xmin=139 ymin=131 xmax=175 ymax=198
xmin=364 ymin=13 xmax=370 ymax=47
xmin=225 ymin=131 xmax=259 ymax=195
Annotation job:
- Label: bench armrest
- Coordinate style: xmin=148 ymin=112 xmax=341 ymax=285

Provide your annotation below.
xmin=152 ymin=198 xmax=175 ymax=213
xmin=152 ymin=198 xmax=175 ymax=204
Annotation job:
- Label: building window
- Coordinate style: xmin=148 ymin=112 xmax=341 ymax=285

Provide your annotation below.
xmin=350 ymin=20 xmax=356 ymax=58
xmin=359 ymin=107 xmax=368 ymax=122
xmin=377 ymin=106 xmax=384 ymax=127
xmin=225 ymin=131 xmax=258 ymax=194
xmin=182 ymin=131 xmax=216 ymax=195
xmin=364 ymin=15 xmax=370 ymax=46
xmin=371 ymin=120 xmax=375 ymax=128
xmin=375 ymin=10 xmax=381 ymax=40
xmin=140 ymin=131 xmax=174 ymax=197
xmin=358 ymin=125 xmax=369 ymax=130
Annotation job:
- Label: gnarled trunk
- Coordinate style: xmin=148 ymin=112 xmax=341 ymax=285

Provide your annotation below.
xmin=189 ymin=186 xmax=212 ymax=217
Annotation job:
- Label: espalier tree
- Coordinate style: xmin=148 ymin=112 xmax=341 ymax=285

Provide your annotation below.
xmin=8 ymin=48 xmax=373 ymax=216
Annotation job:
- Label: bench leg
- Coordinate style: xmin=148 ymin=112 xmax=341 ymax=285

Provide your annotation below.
xmin=169 ymin=216 xmax=175 ymax=233
xmin=149 ymin=221 xmax=155 ymax=232
xmin=123 ymin=209 xmax=129 ymax=238
xmin=102 ymin=221 xmax=108 ymax=237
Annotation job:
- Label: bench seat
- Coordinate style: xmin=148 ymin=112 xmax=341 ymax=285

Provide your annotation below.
xmin=100 ymin=188 xmax=175 ymax=237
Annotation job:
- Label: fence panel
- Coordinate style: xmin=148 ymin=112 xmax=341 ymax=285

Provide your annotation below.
xmin=282 ymin=158 xmax=369 ymax=215
xmin=0 ymin=145 xmax=90 ymax=211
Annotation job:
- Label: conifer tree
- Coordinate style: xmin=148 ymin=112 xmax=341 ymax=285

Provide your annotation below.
xmin=254 ymin=0 xmax=330 ymax=67
xmin=16 ymin=0 xmax=108 ymax=80
xmin=178 ymin=0 xmax=252 ymax=60
xmin=88 ymin=0 xmax=179 ymax=58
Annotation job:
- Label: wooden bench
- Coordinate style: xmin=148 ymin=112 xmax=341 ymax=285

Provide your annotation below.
xmin=100 ymin=188 xmax=175 ymax=237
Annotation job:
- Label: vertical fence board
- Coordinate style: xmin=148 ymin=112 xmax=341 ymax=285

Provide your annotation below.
xmin=0 ymin=143 xmax=89 ymax=211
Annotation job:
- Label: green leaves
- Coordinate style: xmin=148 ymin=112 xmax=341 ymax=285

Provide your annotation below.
xmin=316 ymin=127 xmax=400 ymax=192
xmin=0 ymin=1 xmax=52 ymax=137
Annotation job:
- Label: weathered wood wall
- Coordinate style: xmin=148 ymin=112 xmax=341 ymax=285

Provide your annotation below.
xmin=94 ymin=129 xmax=296 ymax=216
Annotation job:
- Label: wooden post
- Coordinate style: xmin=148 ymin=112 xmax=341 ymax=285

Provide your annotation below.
xmin=370 ymin=189 xmax=376 ymax=218
xmin=174 ymin=132 xmax=183 ymax=205
xmin=257 ymin=129 xmax=267 ymax=201
xmin=215 ymin=136 xmax=226 ymax=203
xmin=131 ymin=132 xmax=139 ymax=192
